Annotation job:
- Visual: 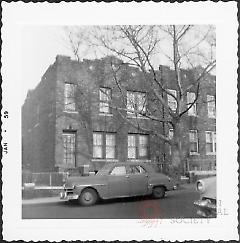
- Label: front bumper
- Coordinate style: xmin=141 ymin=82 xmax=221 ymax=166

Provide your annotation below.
xmin=194 ymin=199 xmax=217 ymax=217
xmin=60 ymin=191 xmax=79 ymax=201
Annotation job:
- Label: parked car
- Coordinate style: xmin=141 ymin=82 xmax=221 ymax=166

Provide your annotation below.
xmin=60 ymin=162 xmax=176 ymax=206
xmin=194 ymin=176 xmax=216 ymax=217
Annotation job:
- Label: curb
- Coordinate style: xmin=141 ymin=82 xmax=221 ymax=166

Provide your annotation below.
xmin=22 ymin=196 xmax=61 ymax=205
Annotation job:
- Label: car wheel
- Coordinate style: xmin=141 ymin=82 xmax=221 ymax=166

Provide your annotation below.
xmin=152 ymin=186 xmax=165 ymax=199
xmin=78 ymin=188 xmax=98 ymax=206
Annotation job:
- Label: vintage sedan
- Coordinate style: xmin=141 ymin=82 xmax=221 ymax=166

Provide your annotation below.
xmin=194 ymin=176 xmax=216 ymax=217
xmin=60 ymin=162 xmax=176 ymax=206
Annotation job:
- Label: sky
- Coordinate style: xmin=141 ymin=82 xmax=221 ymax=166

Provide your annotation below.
xmin=21 ymin=25 xmax=72 ymax=104
xmin=20 ymin=25 xmax=214 ymax=105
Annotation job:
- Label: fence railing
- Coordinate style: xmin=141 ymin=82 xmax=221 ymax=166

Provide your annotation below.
xmin=22 ymin=172 xmax=69 ymax=188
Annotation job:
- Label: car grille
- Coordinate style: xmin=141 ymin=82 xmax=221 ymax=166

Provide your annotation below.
xmin=64 ymin=188 xmax=74 ymax=194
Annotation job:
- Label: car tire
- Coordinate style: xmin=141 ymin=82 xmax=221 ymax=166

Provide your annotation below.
xmin=78 ymin=188 xmax=98 ymax=206
xmin=152 ymin=186 xmax=165 ymax=199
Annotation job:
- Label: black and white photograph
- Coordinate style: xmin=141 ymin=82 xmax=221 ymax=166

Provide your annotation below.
xmin=2 ymin=2 xmax=238 ymax=241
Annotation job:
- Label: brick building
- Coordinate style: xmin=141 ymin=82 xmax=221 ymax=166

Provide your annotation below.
xmin=22 ymin=55 xmax=216 ymax=173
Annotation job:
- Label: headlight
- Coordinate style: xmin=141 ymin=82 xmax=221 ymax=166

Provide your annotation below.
xmin=196 ymin=181 xmax=205 ymax=193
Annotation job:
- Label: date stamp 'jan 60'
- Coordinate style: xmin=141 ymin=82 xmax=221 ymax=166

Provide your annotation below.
xmin=2 ymin=1 xmax=238 ymax=241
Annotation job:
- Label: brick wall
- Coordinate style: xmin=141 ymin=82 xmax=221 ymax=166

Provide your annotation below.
xmin=22 ymin=55 xmax=216 ymax=173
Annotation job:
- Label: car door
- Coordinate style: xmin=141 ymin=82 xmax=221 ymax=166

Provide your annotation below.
xmin=107 ymin=165 xmax=130 ymax=198
xmin=127 ymin=165 xmax=149 ymax=196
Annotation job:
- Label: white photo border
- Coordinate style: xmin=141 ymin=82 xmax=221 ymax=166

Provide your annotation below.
xmin=2 ymin=1 xmax=239 ymax=241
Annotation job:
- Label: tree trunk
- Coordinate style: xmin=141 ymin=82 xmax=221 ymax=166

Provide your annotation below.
xmin=169 ymin=120 xmax=186 ymax=181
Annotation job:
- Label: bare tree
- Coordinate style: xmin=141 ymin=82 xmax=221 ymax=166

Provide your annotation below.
xmin=63 ymin=25 xmax=216 ymax=178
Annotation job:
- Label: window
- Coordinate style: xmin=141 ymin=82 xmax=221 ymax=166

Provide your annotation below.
xmin=206 ymin=131 xmax=216 ymax=154
xmin=167 ymin=89 xmax=177 ymax=111
xmin=128 ymin=135 xmax=136 ymax=159
xmin=139 ymin=135 xmax=148 ymax=157
xmin=110 ymin=166 xmax=126 ymax=176
xmin=127 ymin=91 xmax=146 ymax=116
xmin=207 ymin=95 xmax=216 ymax=118
xmin=128 ymin=165 xmax=146 ymax=174
xmin=99 ymin=87 xmax=111 ymax=113
xmin=64 ymin=83 xmax=76 ymax=111
xmin=189 ymin=130 xmax=198 ymax=154
xmin=187 ymin=92 xmax=197 ymax=116
xmin=128 ymin=134 xmax=149 ymax=159
xmin=106 ymin=134 xmax=116 ymax=159
xmin=93 ymin=132 xmax=116 ymax=159
xmin=62 ymin=132 xmax=76 ymax=165
xmin=169 ymin=129 xmax=174 ymax=155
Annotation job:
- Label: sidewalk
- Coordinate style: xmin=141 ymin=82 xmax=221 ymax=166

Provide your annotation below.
xmin=22 ymin=196 xmax=61 ymax=205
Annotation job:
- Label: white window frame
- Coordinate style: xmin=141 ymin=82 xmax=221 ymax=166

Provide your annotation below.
xmin=99 ymin=87 xmax=111 ymax=114
xmin=93 ymin=132 xmax=116 ymax=159
xmin=167 ymin=89 xmax=177 ymax=111
xmin=106 ymin=133 xmax=116 ymax=159
xmin=205 ymin=131 xmax=216 ymax=155
xmin=128 ymin=134 xmax=149 ymax=159
xmin=207 ymin=95 xmax=216 ymax=118
xmin=189 ymin=130 xmax=199 ymax=155
xmin=64 ymin=83 xmax=76 ymax=112
xmin=127 ymin=91 xmax=146 ymax=117
xmin=187 ymin=92 xmax=197 ymax=116
xmin=93 ymin=133 xmax=103 ymax=159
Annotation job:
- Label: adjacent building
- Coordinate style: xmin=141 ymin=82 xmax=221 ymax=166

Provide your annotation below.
xmin=22 ymin=55 xmax=216 ymax=174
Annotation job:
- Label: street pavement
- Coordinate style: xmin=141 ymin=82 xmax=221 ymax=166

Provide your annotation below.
xmin=22 ymin=184 xmax=200 ymax=219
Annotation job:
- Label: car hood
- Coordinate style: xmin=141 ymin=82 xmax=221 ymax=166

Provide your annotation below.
xmin=65 ymin=175 xmax=104 ymax=188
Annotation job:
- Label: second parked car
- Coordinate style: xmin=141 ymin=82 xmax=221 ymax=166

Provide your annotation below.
xmin=194 ymin=176 xmax=216 ymax=217
xmin=60 ymin=162 xmax=176 ymax=206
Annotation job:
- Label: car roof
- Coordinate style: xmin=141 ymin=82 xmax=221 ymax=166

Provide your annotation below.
xmin=101 ymin=162 xmax=154 ymax=171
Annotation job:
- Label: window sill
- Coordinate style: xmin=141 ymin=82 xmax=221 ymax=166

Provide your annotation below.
xmin=189 ymin=152 xmax=200 ymax=156
xmin=206 ymin=153 xmax=216 ymax=156
xmin=127 ymin=159 xmax=151 ymax=162
xmin=99 ymin=113 xmax=113 ymax=117
xmin=127 ymin=115 xmax=149 ymax=120
xmin=64 ymin=110 xmax=78 ymax=114
xmin=92 ymin=159 xmax=119 ymax=162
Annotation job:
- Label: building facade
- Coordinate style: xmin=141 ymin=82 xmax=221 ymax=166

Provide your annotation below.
xmin=22 ymin=55 xmax=216 ymax=173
